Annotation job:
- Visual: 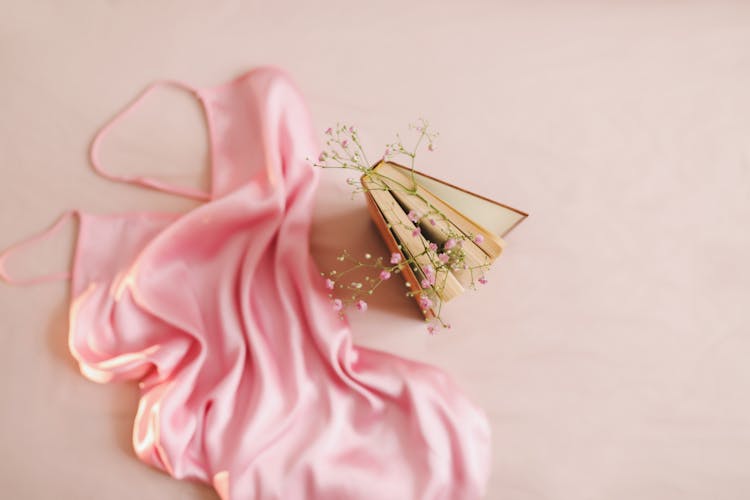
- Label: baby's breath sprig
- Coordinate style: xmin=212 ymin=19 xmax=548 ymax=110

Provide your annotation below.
xmin=308 ymin=119 xmax=490 ymax=335
xmin=319 ymin=250 xmax=402 ymax=317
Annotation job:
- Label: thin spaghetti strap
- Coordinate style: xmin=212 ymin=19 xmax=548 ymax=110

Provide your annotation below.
xmin=0 ymin=211 xmax=79 ymax=286
xmin=89 ymin=79 xmax=212 ymax=201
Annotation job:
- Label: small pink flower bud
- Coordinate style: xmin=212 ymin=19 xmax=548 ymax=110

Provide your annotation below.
xmin=421 ymin=278 xmax=431 ymax=289
xmin=390 ymin=252 xmax=402 ymax=264
xmin=428 ymin=242 xmax=438 ymax=251
xmin=474 ymin=234 xmax=484 ymax=244
xmin=407 ymin=210 xmax=420 ymax=222
xmin=341 ymin=139 xmax=349 ymax=148
xmin=332 ymin=298 xmax=343 ymax=311
xmin=411 ymin=227 xmax=421 ymax=237
xmin=379 ymin=270 xmax=391 ymax=280
xmin=444 ymin=238 xmax=456 ymax=250
xmin=325 ymin=127 xmax=333 ymax=135
xmin=478 ymin=276 xmax=488 ymax=285
xmin=429 ymin=218 xmax=436 ymax=226
xmin=438 ymin=253 xmax=449 ymax=263
xmin=427 ymin=324 xmax=437 ymax=335
xmin=356 ymin=300 xmax=368 ymax=312
xmin=419 ymin=295 xmax=433 ymax=309
xmin=325 ymin=278 xmax=335 ymax=290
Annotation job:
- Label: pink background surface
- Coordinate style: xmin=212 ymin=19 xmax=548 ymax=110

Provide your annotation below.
xmin=2 ymin=1 xmax=750 ymax=498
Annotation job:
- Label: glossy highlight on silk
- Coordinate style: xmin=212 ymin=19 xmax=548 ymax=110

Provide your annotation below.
xmin=0 ymin=66 xmax=491 ymax=499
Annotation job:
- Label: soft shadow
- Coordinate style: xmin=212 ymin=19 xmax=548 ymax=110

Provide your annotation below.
xmin=310 ymin=203 xmax=419 ymax=322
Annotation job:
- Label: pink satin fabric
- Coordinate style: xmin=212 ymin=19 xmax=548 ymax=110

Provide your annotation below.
xmin=0 ymin=66 xmax=491 ymax=499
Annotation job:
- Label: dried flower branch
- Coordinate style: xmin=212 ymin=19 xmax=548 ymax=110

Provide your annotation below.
xmin=308 ymin=119 xmax=491 ymax=334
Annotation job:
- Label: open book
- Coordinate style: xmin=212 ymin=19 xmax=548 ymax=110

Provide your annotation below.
xmin=360 ymin=160 xmax=527 ymax=319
